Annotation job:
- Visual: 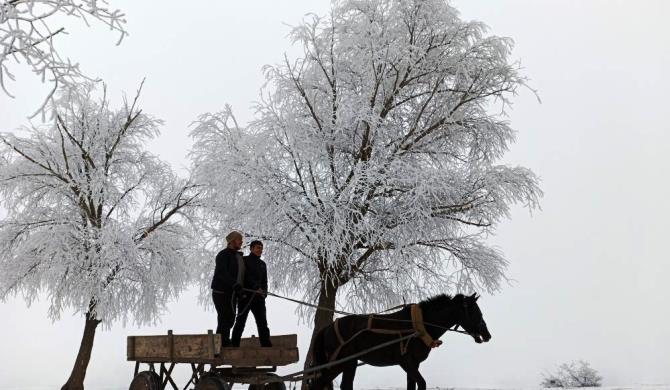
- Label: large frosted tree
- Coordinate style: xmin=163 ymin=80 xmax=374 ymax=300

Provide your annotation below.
xmin=0 ymin=0 xmax=126 ymax=115
xmin=0 ymin=83 xmax=199 ymax=390
xmin=191 ymin=0 xmax=541 ymax=364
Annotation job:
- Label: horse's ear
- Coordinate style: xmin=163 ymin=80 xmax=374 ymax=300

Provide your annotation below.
xmin=472 ymin=293 xmax=480 ymax=301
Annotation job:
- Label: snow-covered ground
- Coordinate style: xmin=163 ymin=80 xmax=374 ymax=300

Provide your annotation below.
xmin=365 ymin=387 xmax=670 ymax=390
xmin=1 ymin=386 xmax=668 ymax=390
xmin=359 ymin=387 xmax=670 ymax=390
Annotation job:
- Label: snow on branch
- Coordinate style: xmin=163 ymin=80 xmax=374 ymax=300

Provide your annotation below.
xmin=0 ymin=0 xmax=127 ymax=116
xmin=191 ymin=0 xmax=542 ymax=316
xmin=0 ymin=82 xmax=200 ymax=325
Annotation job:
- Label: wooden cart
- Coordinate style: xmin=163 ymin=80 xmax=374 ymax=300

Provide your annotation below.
xmin=127 ymin=330 xmax=299 ymax=390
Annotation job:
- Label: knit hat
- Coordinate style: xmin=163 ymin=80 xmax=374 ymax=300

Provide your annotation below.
xmin=226 ymin=231 xmax=243 ymax=243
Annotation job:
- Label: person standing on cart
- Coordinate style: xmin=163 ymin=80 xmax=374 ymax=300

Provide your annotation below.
xmin=231 ymin=240 xmax=273 ymax=347
xmin=211 ymin=230 xmax=245 ymax=348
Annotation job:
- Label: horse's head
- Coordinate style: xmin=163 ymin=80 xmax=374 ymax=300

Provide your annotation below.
xmin=455 ymin=293 xmax=491 ymax=344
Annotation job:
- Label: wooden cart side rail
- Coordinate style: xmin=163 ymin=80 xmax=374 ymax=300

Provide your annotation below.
xmin=127 ymin=347 xmax=299 ymax=367
xmin=127 ymin=332 xmax=298 ymax=362
xmin=127 ymin=330 xmax=222 ymax=362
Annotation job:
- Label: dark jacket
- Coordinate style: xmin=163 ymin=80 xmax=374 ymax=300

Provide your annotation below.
xmin=242 ymin=254 xmax=268 ymax=292
xmin=211 ymin=247 xmax=243 ymax=292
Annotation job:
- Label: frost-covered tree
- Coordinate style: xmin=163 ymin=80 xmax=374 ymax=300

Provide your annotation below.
xmin=541 ymin=360 xmax=603 ymax=388
xmin=0 ymin=0 xmax=127 ymax=115
xmin=0 ymin=83 xmax=199 ymax=390
xmin=191 ymin=0 xmax=541 ymax=362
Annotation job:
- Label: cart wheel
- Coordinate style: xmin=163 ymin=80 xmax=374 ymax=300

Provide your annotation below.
xmin=129 ymin=370 xmax=160 ymax=390
xmin=249 ymin=381 xmax=287 ymax=390
xmin=265 ymin=382 xmax=287 ymax=390
xmin=195 ymin=375 xmax=231 ymax=390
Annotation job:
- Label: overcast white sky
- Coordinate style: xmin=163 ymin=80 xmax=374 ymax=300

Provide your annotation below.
xmin=1 ymin=1 xmax=669 ymax=389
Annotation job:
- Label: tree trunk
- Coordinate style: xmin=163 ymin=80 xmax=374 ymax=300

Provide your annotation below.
xmin=306 ymin=281 xmax=338 ymax=364
xmin=61 ymin=313 xmax=101 ymax=390
xmin=301 ymin=280 xmax=338 ymax=389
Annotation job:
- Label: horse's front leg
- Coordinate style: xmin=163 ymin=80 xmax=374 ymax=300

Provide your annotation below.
xmin=406 ymin=373 xmax=417 ymax=390
xmin=401 ymin=362 xmax=426 ymax=390
xmin=340 ymin=361 xmax=358 ymax=390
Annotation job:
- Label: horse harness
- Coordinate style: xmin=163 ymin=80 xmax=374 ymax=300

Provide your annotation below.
xmin=328 ymin=304 xmax=442 ymax=362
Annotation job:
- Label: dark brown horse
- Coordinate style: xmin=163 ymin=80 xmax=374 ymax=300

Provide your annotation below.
xmin=309 ymin=293 xmax=491 ymax=390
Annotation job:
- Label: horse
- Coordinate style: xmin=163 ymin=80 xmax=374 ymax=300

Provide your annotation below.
xmin=308 ymin=293 xmax=491 ymax=390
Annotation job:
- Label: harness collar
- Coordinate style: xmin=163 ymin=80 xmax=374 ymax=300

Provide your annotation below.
xmin=411 ymin=304 xmax=439 ymax=348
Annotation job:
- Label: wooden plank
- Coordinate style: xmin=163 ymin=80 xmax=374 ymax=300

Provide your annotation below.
xmin=129 ymin=333 xmax=221 ymax=361
xmin=207 ymin=329 xmax=214 ymax=360
xmin=217 ymin=347 xmax=299 ymax=367
xmin=167 ymin=330 xmax=174 ymax=360
xmin=133 ymin=335 xmax=169 ymax=360
xmin=172 ymin=335 xmax=221 ymax=359
xmin=126 ymin=346 xmax=299 ymax=367
xmin=239 ymin=334 xmax=297 ymax=348
xmin=127 ymin=336 xmax=136 ymax=360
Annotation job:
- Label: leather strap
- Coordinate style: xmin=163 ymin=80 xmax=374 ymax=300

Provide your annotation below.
xmin=411 ymin=304 xmax=436 ymax=347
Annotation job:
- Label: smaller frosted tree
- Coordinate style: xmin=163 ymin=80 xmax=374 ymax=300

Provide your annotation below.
xmin=542 ymin=360 xmax=603 ymax=388
xmin=0 ymin=0 xmax=127 ymax=115
xmin=0 ymin=82 xmax=199 ymax=390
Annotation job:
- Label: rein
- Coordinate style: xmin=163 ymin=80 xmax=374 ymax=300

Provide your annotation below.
xmin=242 ymin=287 xmax=470 ymax=335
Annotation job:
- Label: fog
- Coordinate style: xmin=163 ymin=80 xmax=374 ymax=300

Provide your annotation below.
xmin=1 ymin=1 xmax=668 ymax=388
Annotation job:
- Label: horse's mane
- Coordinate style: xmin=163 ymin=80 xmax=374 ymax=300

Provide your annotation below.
xmin=418 ymin=293 xmax=464 ymax=311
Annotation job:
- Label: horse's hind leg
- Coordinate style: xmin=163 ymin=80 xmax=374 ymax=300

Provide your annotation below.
xmin=401 ymin=362 xmax=426 ymax=390
xmin=406 ymin=374 xmax=417 ymax=390
xmin=339 ymin=361 xmax=358 ymax=390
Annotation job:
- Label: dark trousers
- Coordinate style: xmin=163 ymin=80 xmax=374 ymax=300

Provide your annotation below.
xmin=212 ymin=290 xmax=236 ymax=347
xmin=231 ymin=294 xmax=272 ymax=347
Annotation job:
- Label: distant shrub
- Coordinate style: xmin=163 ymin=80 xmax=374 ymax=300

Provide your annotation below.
xmin=541 ymin=360 xmax=603 ymax=388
